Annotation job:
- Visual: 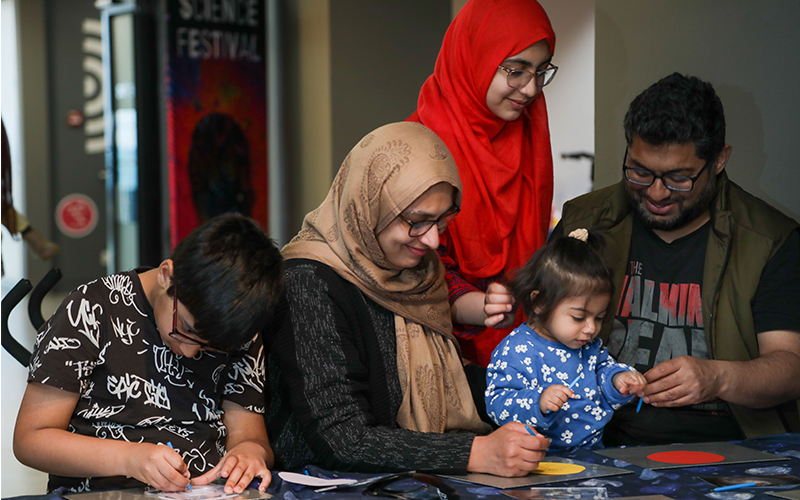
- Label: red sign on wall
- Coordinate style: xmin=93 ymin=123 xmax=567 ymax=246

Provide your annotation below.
xmin=56 ymin=193 xmax=98 ymax=238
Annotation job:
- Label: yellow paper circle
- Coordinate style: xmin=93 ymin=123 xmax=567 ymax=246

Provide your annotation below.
xmin=530 ymin=462 xmax=586 ymax=475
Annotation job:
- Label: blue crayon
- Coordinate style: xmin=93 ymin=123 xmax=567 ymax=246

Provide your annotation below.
xmin=636 ymin=397 xmax=644 ymax=413
xmin=567 ymin=374 xmax=582 ymax=390
xmin=525 ymin=425 xmax=537 ymax=436
xmin=713 ymin=481 xmax=757 ymax=492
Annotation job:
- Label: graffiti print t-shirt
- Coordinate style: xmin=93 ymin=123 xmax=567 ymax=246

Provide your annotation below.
xmin=27 ymin=269 xmax=265 ymax=492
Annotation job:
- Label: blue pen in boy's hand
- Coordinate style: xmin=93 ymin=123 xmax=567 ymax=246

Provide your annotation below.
xmin=166 ymin=442 xmax=191 ymax=490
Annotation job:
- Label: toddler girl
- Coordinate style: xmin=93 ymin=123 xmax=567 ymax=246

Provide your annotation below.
xmin=485 ymin=228 xmax=646 ymax=451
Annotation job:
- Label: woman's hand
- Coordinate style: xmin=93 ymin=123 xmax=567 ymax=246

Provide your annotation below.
xmin=124 ymin=443 xmax=191 ymax=492
xmin=467 ymin=422 xmax=549 ymax=477
xmin=484 ymin=282 xmax=516 ymax=328
xmin=539 ymin=384 xmax=575 ymax=414
xmin=192 ymin=441 xmax=271 ymax=493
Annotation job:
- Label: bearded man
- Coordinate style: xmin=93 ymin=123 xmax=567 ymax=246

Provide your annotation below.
xmin=555 ymin=73 xmax=800 ymax=445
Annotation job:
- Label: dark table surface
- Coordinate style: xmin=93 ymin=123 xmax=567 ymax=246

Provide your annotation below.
xmin=264 ymin=433 xmax=800 ymax=499
xmin=9 ymin=434 xmax=800 ymax=500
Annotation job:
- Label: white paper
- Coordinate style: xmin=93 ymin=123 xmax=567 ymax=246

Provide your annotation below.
xmin=143 ymin=485 xmax=240 ymax=500
xmin=276 ymin=471 xmax=357 ymax=488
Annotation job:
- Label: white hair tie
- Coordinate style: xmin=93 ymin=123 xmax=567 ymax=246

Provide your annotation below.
xmin=568 ymin=228 xmax=589 ymax=242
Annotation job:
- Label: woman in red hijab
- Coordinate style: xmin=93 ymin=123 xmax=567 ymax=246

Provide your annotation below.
xmin=409 ymin=0 xmax=557 ymax=366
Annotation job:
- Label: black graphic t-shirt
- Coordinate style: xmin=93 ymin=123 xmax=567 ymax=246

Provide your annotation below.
xmin=607 ymin=217 xmax=710 ymax=373
xmin=28 ymin=269 xmax=265 ymax=492
xmin=603 ymin=218 xmax=743 ymax=445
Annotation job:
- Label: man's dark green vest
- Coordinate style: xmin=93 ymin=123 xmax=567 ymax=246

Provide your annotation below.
xmin=560 ymin=171 xmax=799 ymax=437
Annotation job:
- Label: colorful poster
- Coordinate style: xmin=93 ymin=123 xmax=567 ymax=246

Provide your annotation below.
xmin=165 ymin=0 xmax=267 ymax=248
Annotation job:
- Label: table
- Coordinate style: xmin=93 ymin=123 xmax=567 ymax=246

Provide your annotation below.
xmin=8 ymin=434 xmax=799 ymax=500
xmin=264 ymin=434 xmax=800 ymax=499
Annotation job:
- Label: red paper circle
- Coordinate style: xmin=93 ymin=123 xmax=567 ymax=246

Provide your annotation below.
xmin=647 ymin=450 xmax=725 ymax=464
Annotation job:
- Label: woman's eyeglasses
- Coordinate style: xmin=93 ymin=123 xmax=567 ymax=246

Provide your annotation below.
xmin=398 ymin=204 xmax=461 ymax=238
xmin=497 ymin=62 xmax=558 ymax=89
xmin=363 ymin=472 xmax=459 ymax=500
xmin=169 ymin=291 xmax=228 ymax=355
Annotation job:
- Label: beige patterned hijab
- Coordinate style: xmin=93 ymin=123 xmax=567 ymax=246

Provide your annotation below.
xmin=283 ymin=122 xmax=490 ymax=434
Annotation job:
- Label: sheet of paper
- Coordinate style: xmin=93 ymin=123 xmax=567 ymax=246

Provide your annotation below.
xmin=65 ymin=487 xmax=271 ymax=500
xmin=768 ymin=490 xmax=800 ymax=500
xmin=144 ymin=485 xmax=240 ymax=500
xmin=276 ymin=471 xmax=357 ymax=488
xmin=443 ymin=456 xmax=631 ymax=489
xmin=596 ymin=441 xmax=787 ymax=470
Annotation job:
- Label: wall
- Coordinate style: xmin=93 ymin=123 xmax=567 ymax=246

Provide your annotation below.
xmin=284 ymin=0 xmax=451 ymax=237
xmin=539 ymin=0 xmax=595 ymax=224
xmin=329 ymin=0 xmax=450 ymax=172
xmin=2 ymin=0 xmax=51 ymax=496
xmin=595 ymin=0 xmax=800 ymax=221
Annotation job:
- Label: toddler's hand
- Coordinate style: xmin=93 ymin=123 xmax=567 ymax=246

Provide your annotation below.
xmin=125 ymin=443 xmax=191 ymax=492
xmin=540 ymin=384 xmax=575 ymax=414
xmin=613 ymin=370 xmax=647 ymax=395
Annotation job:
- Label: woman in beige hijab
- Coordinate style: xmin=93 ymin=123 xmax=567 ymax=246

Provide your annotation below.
xmin=265 ymin=122 xmax=549 ymax=475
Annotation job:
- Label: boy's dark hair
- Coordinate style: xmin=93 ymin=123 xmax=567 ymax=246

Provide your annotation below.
xmin=509 ymin=231 xmax=614 ymax=327
xmin=624 ymin=72 xmax=725 ymax=162
xmin=169 ymin=213 xmax=284 ymax=350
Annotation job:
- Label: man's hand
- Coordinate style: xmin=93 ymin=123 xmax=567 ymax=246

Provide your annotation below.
xmin=642 ymin=355 xmax=719 ymax=407
xmin=484 ymin=282 xmax=516 ymax=329
xmin=468 ymin=423 xmax=550 ymax=477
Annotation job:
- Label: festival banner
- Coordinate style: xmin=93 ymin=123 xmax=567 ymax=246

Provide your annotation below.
xmin=165 ymin=0 xmax=267 ymax=248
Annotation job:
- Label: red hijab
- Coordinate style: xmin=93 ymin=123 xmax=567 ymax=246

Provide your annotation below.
xmin=409 ymin=0 xmax=555 ymax=279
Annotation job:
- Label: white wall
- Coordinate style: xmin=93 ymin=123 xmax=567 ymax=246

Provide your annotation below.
xmin=2 ymin=0 xmax=51 ymax=495
xmin=595 ymin=0 xmax=800 ymax=221
xmin=539 ymin=0 xmax=595 ymax=225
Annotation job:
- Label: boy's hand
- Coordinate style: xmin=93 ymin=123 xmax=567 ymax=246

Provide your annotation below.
xmin=192 ymin=441 xmax=271 ymax=493
xmin=540 ymin=384 xmax=575 ymax=414
xmin=613 ymin=370 xmax=647 ymax=395
xmin=125 ymin=443 xmax=191 ymax=492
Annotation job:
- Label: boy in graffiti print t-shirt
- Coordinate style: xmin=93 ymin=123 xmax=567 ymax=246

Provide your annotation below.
xmin=14 ymin=214 xmax=284 ymax=494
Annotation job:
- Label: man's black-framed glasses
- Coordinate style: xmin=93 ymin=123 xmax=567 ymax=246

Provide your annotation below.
xmin=623 ymin=149 xmax=712 ymax=192
xmin=363 ymin=472 xmax=459 ymax=500
xmin=497 ymin=62 xmax=558 ymax=89
xmin=398 ymin=204 xmax=461 ymax=238
xmin=169 ymin=290 xmax=228 ymax=355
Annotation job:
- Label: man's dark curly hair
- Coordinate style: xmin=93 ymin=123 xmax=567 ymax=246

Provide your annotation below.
xmin=624 ymin=73 xmax=725 ymax=161
xmin=169 ymin=213 xmax=284 ymax=351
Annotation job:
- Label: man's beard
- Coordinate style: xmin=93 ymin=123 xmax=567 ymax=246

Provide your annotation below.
xmin=625 ymin=173 xmax=717 ymax=232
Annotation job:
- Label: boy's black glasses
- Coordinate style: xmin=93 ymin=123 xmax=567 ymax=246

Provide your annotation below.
xmin=169 ymin=291 xmax=228 ymax=354
xmin=363 ymin=472 xmax=459 ymax=500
